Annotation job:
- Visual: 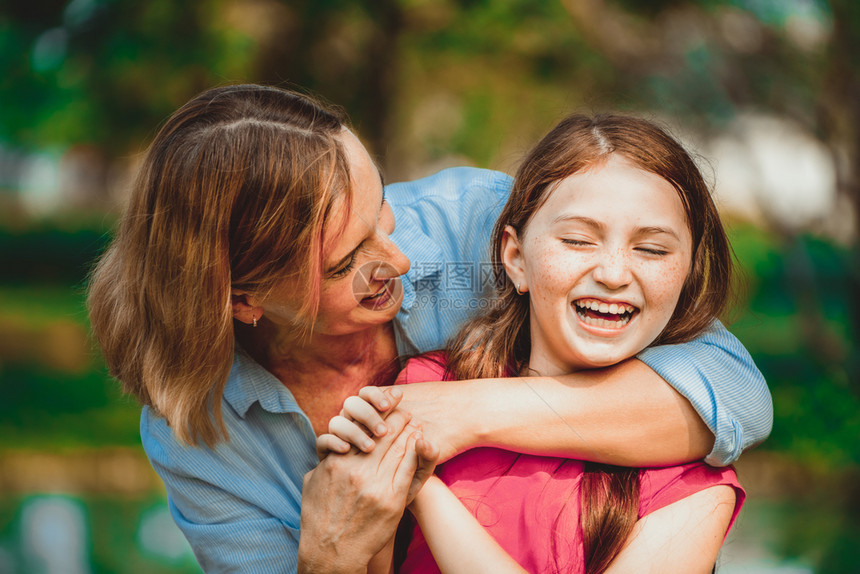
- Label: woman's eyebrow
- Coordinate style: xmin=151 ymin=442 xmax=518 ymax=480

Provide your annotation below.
xmin=328 ymin=170 xmax=386 ymax=274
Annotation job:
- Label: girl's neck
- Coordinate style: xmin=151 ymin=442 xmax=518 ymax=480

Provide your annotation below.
xmin=522 ymin=349 xmax=578 ymax=378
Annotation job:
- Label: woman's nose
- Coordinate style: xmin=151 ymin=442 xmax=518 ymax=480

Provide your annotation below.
xmin=372 ymin=235 xmax=411 ymax=280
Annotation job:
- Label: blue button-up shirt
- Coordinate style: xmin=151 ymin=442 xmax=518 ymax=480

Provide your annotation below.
xmin=142 ymin=167 xmax=772 ymax=573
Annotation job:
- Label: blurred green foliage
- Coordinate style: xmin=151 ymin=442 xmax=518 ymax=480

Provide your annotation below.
xmin=0 ymin=494 xmax=203 ymax=573
xmin=1 ymin=0 xmax=858 ymax=571
xmin=729 ymin=224 xmax=859 ymax=469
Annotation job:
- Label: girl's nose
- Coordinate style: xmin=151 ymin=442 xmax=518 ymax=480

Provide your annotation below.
xmin=592 ymin=250 xmax=632 ymax=290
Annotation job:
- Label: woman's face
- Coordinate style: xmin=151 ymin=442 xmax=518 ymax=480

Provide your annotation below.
xmin=504 ymin=155 xmax=693 ymax=376
xmin=262 ymin=130 xmax=410 ymax=336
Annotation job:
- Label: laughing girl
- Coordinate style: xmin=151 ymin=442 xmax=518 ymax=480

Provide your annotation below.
xmin=330 ymin=113 xmax=747 ymax=574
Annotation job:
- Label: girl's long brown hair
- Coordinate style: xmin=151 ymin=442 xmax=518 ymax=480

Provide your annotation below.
xmin=87 ymin=84 xmax=350 ymax=446
xmin=445 ymin=114 xmax=733 ymax=574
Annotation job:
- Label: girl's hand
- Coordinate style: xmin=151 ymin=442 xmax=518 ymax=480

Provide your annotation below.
xmin=316 ymin=386 xmax=404 ymax=459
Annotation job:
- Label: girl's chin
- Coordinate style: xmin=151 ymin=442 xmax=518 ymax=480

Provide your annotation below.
xmin=567 ymin=340 xmax=641 ymax=368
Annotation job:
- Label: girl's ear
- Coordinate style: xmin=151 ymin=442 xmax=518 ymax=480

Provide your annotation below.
xmin=231 ymin=290 xmax=264 ymax=325
xmin=500 ymin=225 xmax=528 ymax=292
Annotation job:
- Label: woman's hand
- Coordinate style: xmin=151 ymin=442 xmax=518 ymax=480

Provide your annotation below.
xmin=298 ymin=408 xmax=438 ymax=573
xmin=316 ymin=386 xmax=441 ymax=503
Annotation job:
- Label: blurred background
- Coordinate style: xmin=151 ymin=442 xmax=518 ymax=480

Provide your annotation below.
xmin=0 ymin=0 xmax=857 ymax=572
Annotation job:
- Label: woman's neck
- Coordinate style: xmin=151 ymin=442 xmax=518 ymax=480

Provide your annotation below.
xmin=238 ymin=320 xmax=399 ymax=434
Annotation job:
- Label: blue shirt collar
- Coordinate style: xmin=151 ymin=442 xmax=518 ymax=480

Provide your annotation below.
xmin=223 ymin=348 xmax=307 ymax=419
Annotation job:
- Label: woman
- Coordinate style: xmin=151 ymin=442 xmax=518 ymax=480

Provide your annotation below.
xmin=339 ymin=113 xmax=745 ymax=573
xmin=86 ymin=84 xmax=769 ymax=572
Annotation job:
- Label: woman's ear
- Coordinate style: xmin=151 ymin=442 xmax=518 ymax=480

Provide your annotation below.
xmin=231 ymin=290 xmax=264 ymax=325
xmin=500 ymin=225 xmax=528 ymax=292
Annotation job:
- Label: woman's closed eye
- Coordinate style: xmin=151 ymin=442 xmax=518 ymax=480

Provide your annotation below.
xmin=329 ymin=253 xmax=358 ymax=279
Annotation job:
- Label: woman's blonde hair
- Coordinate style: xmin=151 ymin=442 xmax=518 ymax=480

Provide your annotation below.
xmin=87 ymin=84 xmax=350 ymax=446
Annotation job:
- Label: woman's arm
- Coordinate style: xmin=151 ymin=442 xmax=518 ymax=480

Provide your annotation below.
xmin=637 ymin=319 xmax=773 ymax=465
xmin=409 ymin=477 xmax=527 ymax=574
xmin=367 ymin=537 xmax=396 ymax=574
xmin=604 ymin=485 xmax=736 ymax=574
xmin=398 ymin=357 xmax=714 ymax=467
xmin=402 ymin=321 xmax=769 ymax=467
xmin=326 ymin=322 xmax=770 ymax=468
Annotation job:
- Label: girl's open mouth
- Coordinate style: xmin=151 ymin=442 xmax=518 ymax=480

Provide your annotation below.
xmin=573 ymin=298 xmax=639 ymax=329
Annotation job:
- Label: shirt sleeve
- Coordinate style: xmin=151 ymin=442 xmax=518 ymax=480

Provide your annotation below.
xmin=636 ymin=320 xmax=773 ymax=466
xmin=164 ymin=483 xmax=300 ymax=574
xmin=141 ymin=408 xmax=304 ymax=573
xmin=387 ymin=167 xmax=514 ymax=352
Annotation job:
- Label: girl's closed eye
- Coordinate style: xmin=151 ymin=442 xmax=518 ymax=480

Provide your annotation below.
xmin=561 ymin=238 xmax=594 ymax=247
xmin=635 ymin=245 xmax=669 ymax=256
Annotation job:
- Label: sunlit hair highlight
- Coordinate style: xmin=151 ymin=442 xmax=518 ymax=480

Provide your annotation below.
xmin=445 ymin=113 xmax=733 ymax=574
xmin=87 ymin=84 xmax=350 ymax=446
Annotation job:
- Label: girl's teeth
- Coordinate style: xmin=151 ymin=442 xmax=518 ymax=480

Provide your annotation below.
xmin=579 ymin=314 xmax=631 ymax=328
xmin=576 ymin=300 xmax=636 ymax=313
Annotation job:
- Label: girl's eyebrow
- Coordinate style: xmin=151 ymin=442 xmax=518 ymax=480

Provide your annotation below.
xmin=551 ymin=214 xmax=603 ymax=229
xmin=633 ymin=225 xmax=682 ymax=241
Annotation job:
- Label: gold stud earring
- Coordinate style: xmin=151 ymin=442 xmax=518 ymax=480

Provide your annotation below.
xmin=252 ymin=315 xmax=258 ymax=327
xmin=516 ymin=283 xmax=524 ymax=296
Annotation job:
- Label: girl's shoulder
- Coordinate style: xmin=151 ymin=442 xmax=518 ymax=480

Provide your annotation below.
xmin=639 ymin=462 xmax=746 ymax=528
xmin=395 ymin=351 xmax=450 ymax=385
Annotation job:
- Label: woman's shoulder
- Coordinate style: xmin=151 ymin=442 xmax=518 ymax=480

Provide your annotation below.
xmin=395 ymin=351 xmax=450 ymax=385
xmin=385 ymin=167 xmax=512 ymax=207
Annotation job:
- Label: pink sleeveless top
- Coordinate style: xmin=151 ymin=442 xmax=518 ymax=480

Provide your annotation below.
xmin=396 ymin=354 xmax=745 ymax=574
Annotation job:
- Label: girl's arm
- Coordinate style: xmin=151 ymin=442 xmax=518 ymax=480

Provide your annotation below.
xmin=409 ymin=477 xmax=527 ymax=574
xmin=409 ymin=479 xmax=736 ymax=574
xmin=604 ymin=485 xmax=737 ymax=574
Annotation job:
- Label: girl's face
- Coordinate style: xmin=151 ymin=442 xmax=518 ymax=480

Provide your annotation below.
xmin=261 ymin=129 xmax=410 ymax=336
xmin=503 ymin=155 xmax=693 ymax=376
